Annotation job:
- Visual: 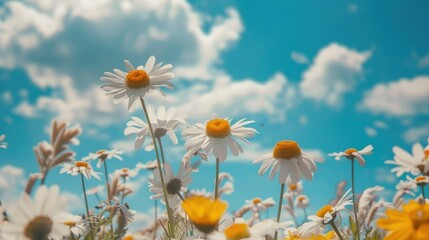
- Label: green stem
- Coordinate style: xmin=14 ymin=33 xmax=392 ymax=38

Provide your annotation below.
xmin=214 ymin=158 xmax=220 ymax=199
xmin=80 ymin=173 xmax=93 ymax=240
xmin=140 ymin=98 xmax=174 ymax=237
xmin=303 ymin=207 xmax=308 ymax=223
xmin=421 ymin=185 xmax=426 ymax=204
xmin=154 ymin=200 xmax=158 ymax=240
xmin=351 ymin=159 xmax=361 ymax=240
xmin=103 ymin=160 xmax=115 ymax=236
xmin=330 ymin=221 xmax=345 ymax=240
xmin=157 ymin=137 xmax=166 ymax=167
xmin=274 ymin=183 xmax=285 ymax=240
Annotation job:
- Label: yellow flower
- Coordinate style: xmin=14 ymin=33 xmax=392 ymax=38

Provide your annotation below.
xmin=377 ymin=200 xmax=429 ymax=240
xmin=284 ymin=231 xmax=335 ymax=240
xmin=182 ymin=196 xmax=227 ymax=234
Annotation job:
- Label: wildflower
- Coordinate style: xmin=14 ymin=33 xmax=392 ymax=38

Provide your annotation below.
xmin=407 ymin=175 xmax=429 ymax=186
xmin=284 ymin=227 xmax=335 ymax=240
xmin=182 ymin=114 xmax=257 ymax=162
xmin=83 ymin=149 xmax=123 ymax=168
xmin=100 ymin=57 xmax=175 ymax=111
xmin=0 ymin=185 xmax=73 ymax=239
xmin=377 ymin=200 xmax=429 ymax=240
xmin=0 ymin=134 xmax=7 ymax=149
xmin=299 ymin=189 xmax=353 ymax=237
xmin=86 ymin=185 xmax=104 ymax=196
xmin=182 ymin=196 xmax=228 ymax=234
xmin=148 ymin=162 xmax=192 ymax=207
xmin=244 ymin=197 xmax=276 ymax=213
xmin=253 ymin=140 xmax=324 ymax=184
xmin=396 ymin=180 xmax=417 ymax=196
xmin=60 ymin=161 xmax=101 ymax=180
xmin=286 ymin=180 xmax=303 ymax=196
xmin=112 ymin=168 xmax=138 ymax=181
xmin=62 ymin=215 xmax=90 ymax=238
xmin=329 ymin=145 xmax=373 ymax=166
xmin=385 ymin=142 xmax=428 ymax=176
xmin=137 ymin=160 xmax=158 ymax=171
xmin=124 ymin=105 xmax=186 ymax=150
xmin=208 ymin=218 xmax=292 ymax=240
xmin=295 ymin=195 xmax=310 ymax=209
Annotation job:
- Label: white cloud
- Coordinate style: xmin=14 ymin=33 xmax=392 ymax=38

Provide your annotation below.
xmin=13 ymin=101 xmax=39 ymax=117
xmin=290 ymin=51 xmax=309 ymax=64
xmin=347 ymin=4 xmax=359 ymax=13
xmin=1 ymin=91 xmax=12 ymax=104
xmin=416 ymin=52 xmax=429 ymax=68
xmin=402 ymin=123 xmax=429 ymax=143
xmin=0 ymin=165 xmax=26 ymax=203
xmin=110 ymin=139 xmax=136 ymax=156
xmin=300 ymin=43 xmax=371 ymax=108
xmin=374 ymin=120 xmax=388 ymax=129
xmin=299 ymin=115 xmax=308 ymax=125
xmin=63 ymin=191 xmax=84 ymax=212
xmin=359 ymin=76 xmax=429 ymax=116
xmin=365 ymin=127 xmax=377 ymax=137
xmin=375 ymin=168 xmax=396 ymax=184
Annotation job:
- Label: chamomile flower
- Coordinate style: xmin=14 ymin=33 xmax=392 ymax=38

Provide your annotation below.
xmin=83 ymin=149 xmax=123 ymax=168
xmin=286 ymin=180 xmax=303 ymax=196
xmin=1 ymin=185 xmax=73 ymax=240
xmin=396 ymin=180 xmax=417 ymax=196
xmin=182 ymin=114 xmax=257 ymax=162
xmin=124 ymin=105 xmax=186 ymax=150
xmin=112 ymin=168 xmax=138 ymax=181
xmin=208 ymin=218 xmax=292 ymax=240
xmin=100 ymin=57 xmax=175 ymax=111
xmin=62 ymin=215 xmax=90 ymax=238
xmin=385 ymin=142 xmax=428 ymax=176
xmin=244 ymin=197 xmax=275 ymax=213
xmin=253 ymin=141 xmax=324 ymax=184
xmin=299 ymin=189 xmax=353 ymax=237
xmin=137 ymin=160 xmax=158 ymax=171
xmin=329 ymin=145 xmax=373 ymax=166
xmin=295 ymin=195 xmax=310 ymax=209
xmin=0 ymin=134 xmax=7 ymax=149
xmin=60 ymin=161 xmax=101 ymax=180
xmin=148 ymin=162 xmax=192 ymax=207
xmin=86 ymin=185 xmax=104 ymax=196
xmin=407 ymin=175 xmax=429 ymax=186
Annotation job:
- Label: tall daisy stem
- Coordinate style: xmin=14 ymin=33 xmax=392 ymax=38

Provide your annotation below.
xmin=154 ymin=200 xmax=158 ymax=240
xmin=103 ymin=160 xmax=115 ymax=236
xmin=274 ymin=183 xmax=285 ymax=240
xmin=140 ymin=98 xmax=174 ymax=236
xmin=330 ymin=221 xmax=345 ymax=240
xmin=214 ymin=158 xmax=220 ymax=199
xmin=351 ymin=159 xmax=361 ymax=240
xmin=80 ymin=173 xmax=90 ymax=217
xmin=303 ymin=207 xmax=308 ymax=223
xmin=421 ymin=185 xmax=426 ymax=204
xmin=157 ymin=137 xmax=166 ymax=166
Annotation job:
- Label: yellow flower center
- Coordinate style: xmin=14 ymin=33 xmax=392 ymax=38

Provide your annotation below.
xmin=24 ymin=216 xmax=53 ymax=240
xmin=252 ymin=198 xmax=262 ymax=204
xmin=63 ymin=221 xmax=77 ymax=227
xmin=289 ymin=184 xmax=298 ymax=191
xmin=75 ymin=161 xmax=89 ymax=169
xmin=316 ymin=205 xmax=334 ymax=218
xmin=416 ymin=176 xmax=427 ymax=183
xmin=205 ymin=119 xmax=231 ymax=138
xmin=273 ymin=141 xmax=302 ymax=159
xmin=126 ymin=69 xmax=150 ymax=89
xmin=297 ymin=196 xmax=307 ymax=202
xmin=424 ymin=150 xmax=429 ymax=160
xmin=345 ymin=148 xmax=357 ymax=155
xmin=224 ymin=223 xmax=251 ymax=240
xmin=123 ymin=236 xmax=134 ymax=240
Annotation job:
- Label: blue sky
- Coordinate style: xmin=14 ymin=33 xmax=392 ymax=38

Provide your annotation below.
xmin=0 ymin=0 xmax=429 ymax=225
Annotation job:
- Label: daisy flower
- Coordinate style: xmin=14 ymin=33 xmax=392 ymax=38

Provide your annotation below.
xmin=0 ymin=185 xmax=73 ymax=240
xmin=83 ymin=149 xmax=123 ymax=168
xmin=377 ymin=200 xmax=429 ymax=240
xmin=112 ymin=168 xmax=138 ymax=181
xmin=182 ymin=114 xmax=257 ymax=162
xmin=63 ymin=215 xmax=90 ymax=238
xmin=253 ymin=140 xmax=324 ymax=184
xmin=407 ymin=175 xmax=429 ymax=186
xmin=100 ymin=56 xmax=175 ymax=111
xmin=295 ymin=195 xmax=310 ymax=209
xmin=396 ymin=180 xmax=417 ymax=196
xmin=86 ymin=185 xmax=104 ymax=196
xmin=385 ymin=142 xmax=428 ymax=176
xmin=244 ymin=197 xmax=276 ymax=213
xmin=124 ymin=105 xmax=186 ymax=150
xmin=60 ymin=161 xmax=101 ymax=180
xmin=329 ymin=145 xmax=373 ymax=166
xmin=0 ymin=134 xmax=7 ymax=149
xmin=208 ymin=218 xmax=293 ymax=240
xmin=137 ymin=160 xmax=158 ymax=171
xmin=148 ymin=162 xmax=192 ymax=207
xmin=299 ymin=189 xmax=353 ymax=237
xmin=182 ymin=196 xmax=228 ymax=234
xmin=285 ymin=180 xmax=303 ymax=196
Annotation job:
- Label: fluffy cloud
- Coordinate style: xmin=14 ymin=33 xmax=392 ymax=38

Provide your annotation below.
xmin=290 ymin=51 xmax=309 ymax=64
xmin=0 ymin=165 xmax=25 ymax=203
xmin=402 ymin=123 xmax=429 ymax=143
xmin=110 ymin=139 xmax=136 ymax=156
xmin=300 ymin=43 xmax=371 ymax=108
xmin=365 ymin=127 xmax=377 ymax=137
xmin=359 ymin=76 xmax=429 ymax=116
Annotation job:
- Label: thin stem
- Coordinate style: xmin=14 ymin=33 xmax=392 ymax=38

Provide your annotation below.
xmin=140 ymin=98 xmax=174 ymax=236
xmin=274 ymin=183 xmax=285 ymax=240
xmin=154 ymin=200 xmax=158 ymax=240
xmin=157 ymin=137 xmax=166 ymax=167
xmin=214 ymin=158 xmax=220 ymax=199
xmin=303 ymin=207 xmax=308 ymax=223
xmin=41 ymin=171 xmax=49 ymax=185
xmin=103 ymin=160 xmax=114 ymax=236
xmin=421 ymin=185 xmax=426 ymax=204
xmin=330 ymin=221 xmax=345 ymax=240
xmin=80 ymin=173 xmax=90 ymax=217
xmin=351 ymin=159 xmax=361 ymax=240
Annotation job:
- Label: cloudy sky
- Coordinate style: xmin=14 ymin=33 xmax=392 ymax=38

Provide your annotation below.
xmin=0 ymin=0 xmax=428 ymax=223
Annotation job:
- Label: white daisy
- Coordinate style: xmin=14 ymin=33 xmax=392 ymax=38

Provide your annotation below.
xmin=299 ymin=189 xmax=353 ymax=237
xmin=136 ymin=160 xmax=158 ymax=171
xmin=189 ymin=188 xmax=212 ymax=198
xmin=329 ymin=145 xmax=373 ymax=166
xmin=112 ymin=167 xmax=138 ymax=181
xmin=1 ymin=185 xmax=73 ymax=240
xmin=100 ymin=56 xmax=175 ymax=111
xmin=385 ymin=142 xmax=428 ymax=176
xmin=0 ymin=134 xmax=7 ymax=149
xmin=395 ymin=179 xmax=417 ymax=196
xmin=62 ymin=215 xmax=90 ymax=238
xmin=124 ymin=105 xmax=186 ymax=150
xmin=285 ymin=180 xmax=303 ymax=196
xmin=83 ymin=149 xmax=123 ymax=168
xmin=407 ymin=175 xmax=429 ymax=186
xmin=295 ymin=195 xmax=310 ymax=209
xmin=208 ymin=218 xmax=293 ymax=240
xmin=253 ymin=140 xmax=324 ymax=184
xmin=148 ymin=162 xmax=192 ymax=207
xmin=244 ymin=197 xmax=275 ymax=213
xmin=60 ymin=161 xmax=101 ymax=180
xmin=86 ymin=185 xmax=104 ymax=196
xmin=182 ymin=114 xmax=257 ymax=162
